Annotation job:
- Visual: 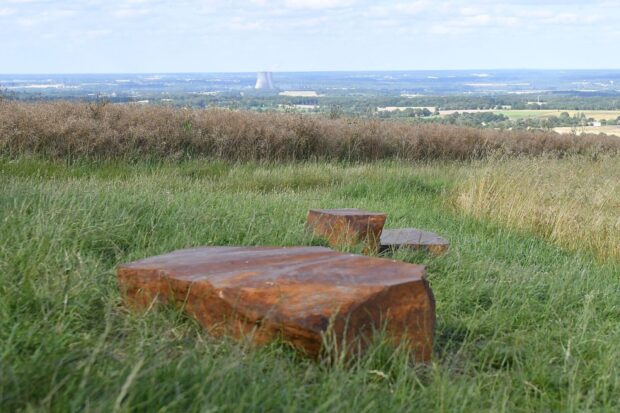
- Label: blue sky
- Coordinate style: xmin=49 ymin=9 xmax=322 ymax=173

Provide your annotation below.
xmin=1 ymin=0 xmax=619 ymax=73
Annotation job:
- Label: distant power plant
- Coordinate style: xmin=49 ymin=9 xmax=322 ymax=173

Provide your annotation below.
xmin=255 ymin=71 xmax=274 ymax=90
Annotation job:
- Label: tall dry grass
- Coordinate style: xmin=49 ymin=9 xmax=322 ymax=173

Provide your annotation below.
xmin=1 ymin=101 xmax=619 ymax=161
xmin=455 ymin=157 xmax=620 ymax=261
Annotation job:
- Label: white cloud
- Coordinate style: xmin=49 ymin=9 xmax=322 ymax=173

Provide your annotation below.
xmin=283 ymin=0 xmax=356 ymax=10
xmin=84 ymin=29 xmax=112 ymax=37
xmin=537 ymin=12 xmax=601 ymax=25
xmin=4 ymin=0 xmax=53 ymax=3
xmin=0 ymin=8 xmax=17 ymax=16
xmin=16 ymin=17 xmax=37 ymax=26
xmin=363 ymin=1 xmax=431 ymax=18
xmin=393 ymin=1 xmax=432 ymax=15
xmin=288 ymin=15 xmax=328 ymax=27
xmin=113 ymin=8 xmax=151 ymax=17
xmin=229 ymin=16 xmax=265 ymax=31
xmin=14 ymin=9 xmax=78 ymax=27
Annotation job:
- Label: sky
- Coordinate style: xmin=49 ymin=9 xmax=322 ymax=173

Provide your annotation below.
xmin=0 ymin=0 xmax=619 ymax=73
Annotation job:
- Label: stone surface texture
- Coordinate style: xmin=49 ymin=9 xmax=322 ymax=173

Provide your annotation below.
xmin=117 ymin=246 xmax=435 ymax=361
xmin=306 ymin=208 xmax=387 ymax=252
xmin=380 ymin=228 xmax=449 ymax=255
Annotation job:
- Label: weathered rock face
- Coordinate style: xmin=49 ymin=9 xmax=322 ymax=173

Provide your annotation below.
xmin=306 ymin=209 xmax=387 ymax=252
xmin=117 ymin=246 xmax=435 ymax=362
xmin=380 ymin=228 xmax=449 ymax=255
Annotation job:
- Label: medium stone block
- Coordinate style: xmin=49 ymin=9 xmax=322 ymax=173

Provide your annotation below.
xmin=306 ymin=208 xmax=387 ymax=252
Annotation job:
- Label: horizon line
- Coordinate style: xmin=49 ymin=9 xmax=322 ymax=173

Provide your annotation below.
xmin=2 ymin=68 xmax=620 ymax=76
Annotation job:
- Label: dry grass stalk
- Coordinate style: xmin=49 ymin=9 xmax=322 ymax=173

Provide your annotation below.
xmin=455 ymin=157 xmax=620 ymax=261
xmin=2 ymin=101 xmax=619 ymax=161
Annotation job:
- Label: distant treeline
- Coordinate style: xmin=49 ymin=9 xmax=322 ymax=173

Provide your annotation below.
xmin=1 ymin=101 xmax=618 ymax=162
xmin=357 ymin=94 xmax=620 ymax=111
xmin=387 ymin=111 xmax=620 ymax=129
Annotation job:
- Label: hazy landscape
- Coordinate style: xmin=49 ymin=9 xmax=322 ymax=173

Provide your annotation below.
xmin=5 ymin=69 xmax=620 ymax=136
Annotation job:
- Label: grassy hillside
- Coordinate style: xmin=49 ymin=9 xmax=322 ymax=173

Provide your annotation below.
xmin=1 ymin=158 xmax=619 ymax=412
xmin=2 ymin=101 xmax=620 ymax=162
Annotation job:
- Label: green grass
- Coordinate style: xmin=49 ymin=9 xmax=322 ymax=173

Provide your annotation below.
xmin=1 ymin=158 xmax=619 ymax=412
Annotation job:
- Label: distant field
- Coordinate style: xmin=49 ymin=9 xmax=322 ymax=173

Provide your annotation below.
xmin=554 ymin=125 xmax=620 ymax=137
xmin=378 ymin=106 xmax=435 ymax=112
xmin=279 ymin=91 xmax=320 ymax=97
xmin=439 ymin=109 xmax=620 ymax=121
xmin=496 ymin=110 xmax=620 ymax=121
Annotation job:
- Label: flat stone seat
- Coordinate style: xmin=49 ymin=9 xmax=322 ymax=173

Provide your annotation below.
xmin=117 ymin=246 xmax=435 ymax=361
xmin=306 ymin=208 xmax=387 ymax=252
xmin=380 ymin=228 xmax=449 ymax=255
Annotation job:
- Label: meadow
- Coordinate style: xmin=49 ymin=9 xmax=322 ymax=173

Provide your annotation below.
xmin=554 ymin=126 xmax=620 ymax=137
xmin=1 ymin=154 xmax=619 ymax=412
xmin=2 ymin=101 xmax=620 ymax=411
xmin=486 ymin=110 xmax=620 ymax=121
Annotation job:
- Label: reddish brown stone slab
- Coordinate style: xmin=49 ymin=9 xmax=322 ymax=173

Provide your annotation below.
xmin=306 ymin=208 xmax=387 ymax=252
xmin=380 ymin=228 xmax=449 ymax=255
xmin=117 ymin=246 xmax=435 ymax=362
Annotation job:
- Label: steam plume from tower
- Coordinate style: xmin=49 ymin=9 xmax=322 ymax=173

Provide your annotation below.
xmin=255 ymin=72 xmax=274 ymax=90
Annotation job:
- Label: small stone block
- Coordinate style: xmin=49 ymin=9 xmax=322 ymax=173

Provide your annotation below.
xmin=117 ymin=246 xmax=435 ymax=362
xmin=306 ymin=208 xmax=387 ymax=252
xmin=380 ymin=228 xmax=449 ymax=255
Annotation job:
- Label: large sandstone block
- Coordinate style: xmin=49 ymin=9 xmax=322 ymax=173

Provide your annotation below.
xmin=380 ymin=228 xmax=449 ymax=255
xmin=117 ymin=246 xmax=435 ymax=362
xmin=306 ymin=208 xmax=387 ymax=252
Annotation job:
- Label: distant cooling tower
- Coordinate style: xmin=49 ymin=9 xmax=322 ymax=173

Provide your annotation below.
xmin=255 ymin=71 xmax=274 ymax=90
